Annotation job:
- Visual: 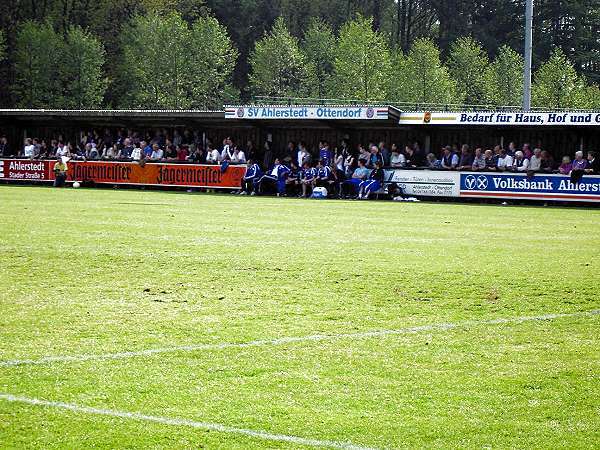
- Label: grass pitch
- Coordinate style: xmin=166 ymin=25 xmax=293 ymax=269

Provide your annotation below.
xmin=0 ymin=185 xmax=599 ymax=449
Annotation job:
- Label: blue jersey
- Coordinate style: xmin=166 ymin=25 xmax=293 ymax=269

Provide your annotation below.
xmin=302 ymin=167 xmax=318 ymax=180
xmin=244 ymin=163 xmax=262 ymax=179
xmin=317 ymin=166 xmax=332 ymax=179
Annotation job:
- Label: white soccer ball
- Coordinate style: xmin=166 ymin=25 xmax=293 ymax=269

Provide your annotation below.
xmin=72 ymin=181 xmax=81 ymax=188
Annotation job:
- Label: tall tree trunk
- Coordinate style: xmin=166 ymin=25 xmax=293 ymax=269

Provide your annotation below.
xmin=372 ymin=0 xmax=381 ymax=32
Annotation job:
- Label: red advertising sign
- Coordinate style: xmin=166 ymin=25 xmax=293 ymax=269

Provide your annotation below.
xmin=0 ymin=159 xmax=245 ymax=189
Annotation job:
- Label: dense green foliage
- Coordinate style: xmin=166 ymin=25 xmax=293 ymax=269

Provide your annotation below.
xmin=1 ymin=0 xmax=600 ymax=108
xmin=0 ymin=186 xmax=599 ymax=448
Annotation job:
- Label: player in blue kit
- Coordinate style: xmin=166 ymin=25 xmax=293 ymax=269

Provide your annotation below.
xmin=258 ymin=158 xmax=290 ymax=196
xmin=239 ymin=159 xmax=262 ymax=195
xmin=300 ymin=162 xmax=318 ymax=198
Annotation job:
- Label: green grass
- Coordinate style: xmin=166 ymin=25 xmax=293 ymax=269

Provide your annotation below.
xmin=0 ymin=185 xmax=599 ymax=449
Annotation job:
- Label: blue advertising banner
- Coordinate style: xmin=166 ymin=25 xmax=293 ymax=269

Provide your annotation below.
xmin=459 ymin=172 xmax=600 ymax=202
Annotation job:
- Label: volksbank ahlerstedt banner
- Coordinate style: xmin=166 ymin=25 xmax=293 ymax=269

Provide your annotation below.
xmin=399 ymin=111 xmax=600 ymax=126
xmin=225 ymin=106 xmax=389 ymax=120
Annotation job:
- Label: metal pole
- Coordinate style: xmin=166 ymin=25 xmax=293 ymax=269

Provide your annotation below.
xmin=523 ymin=0 xmax=534 ymax=111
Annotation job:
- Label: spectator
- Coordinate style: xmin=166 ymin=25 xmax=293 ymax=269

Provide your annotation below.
xmin=23 ymin=138 xmax=35 ymax=158
xmin=522 ymin=143 xmax=532 ymax=160
xmin=558 ymin=156 xmax=572 ymax=175
xmin=88 ymin=143 xmax=100 ymax=160
xmin=471 ymin=148 xmax=486 ymax=171
xmin=368 ymin=145 xmax=384 ymax=168
xmin=457 ymin=144 xmax=473 ymax=170
xmin=177 ymin=145 xmax=189 ymax=161
xmin=53 ymin=156 xmax=68 ymax=187
xmin=358 ymin=144 xmax=370 ymax=162
xmin=0 ymin=136 xmax=10 ymax=157
xmin=483 ymin=149 xmax=496 ymax=171
xmin=507 ymin=141 xmax=517 ymax=156
xmin=425 ymin=153 xmax=440 ymax=169
xmin=390 ymin=144 xmax=406 ymax=168
xmin=263 ymin=141 xmax=273 ymax=169
xmin=529 ymin=148 xmax=542 ymax=172
xmin=231 ymin=146 xmax=246 ymax=164
xmin=245 ymin=140 xmax=257 ymax=161
xmin=297 ymin=142 xmax=310 ymax=167
xmin=165 ymin=145 xmax=178 ymax=160
xmin=441 ymin=146 xmax=459 ymax=170
xmin=206 ymin=145 xmax=220 ymax=163
xmin=343 ymin=151 xmax=355 ymax=178
xmin=540 ymin=150 xmax=554 ymax=173
xmin=150 ymin=144 xmax=164 ymax=160
xmin=141 ymin=140 xmax=153 ymax=158
xmin=188 ymin=146 xmax=205 ymax=163
xmin=319 ymin=140 xmax=333 ymax=166
xmin=358 ymin=160 xmax=384 ymax=199
xmin=378 ymin=141 xmax=390 ymax=166
xmin=571 ymin=150 xmax=587 ymax=183
xmin=102 ymin=145 xmax=116 ymax=160
xmin=496 ymin=147 xmax=513 ymax=171
xmin=130 ymin=145 xmax=143 ymax=161
xmin=585 ymin=151 xmax=599 ymax=175
xmin=119 ymin=138 xmax=134 ymax=159
xmin=511 ymin=150 xmax=529 ymax=172
xmin=346 ymin=158 xmax=370 ymax=196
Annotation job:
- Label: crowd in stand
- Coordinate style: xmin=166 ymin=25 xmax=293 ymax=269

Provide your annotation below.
xmin=1 ymin=128 xmax=599 ymax=198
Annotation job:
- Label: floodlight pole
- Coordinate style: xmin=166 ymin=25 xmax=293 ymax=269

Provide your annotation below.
xmin=523 ymin=0 xmax=534 ymax=111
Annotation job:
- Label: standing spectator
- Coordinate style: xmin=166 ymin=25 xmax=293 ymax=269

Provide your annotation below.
xmin=483 ymin=150 xmax=497 ymax=171
xmin=358 ymin=144 xmax=370 ymax=162
xmin=441 ymin=146 xmax=459 ymax=170
xmin=457 ymin=144 xmax=473 ymax=170
xmin=529 ymin=148 xmax=543 ymax=172
xmin=0 ymin=136 xmax=10 ymax=157
xmin=263 ymin=141 xmax=273 ymax=169
xmin=507 ymin=141 xmax=517 ymax=156
xmin=343 ymin=151 xmax=355 ymax=178
xmin=496 ymin=147 xmax=513 ymax=171
xmin=150 ymin=144 xmax=164 ymax=161
xmin=390 ymin=144 xmax=406 ymax=168
xmin=297 ymin=142 xmax=310 ymax=167
xmin=319 ymin=140 xmax=333 ymax=166
xmin=245 ymin=140 xmax=257 ymax=161
xmin=540 ymin=151 xmax=554 ymax=173
xmin=511 ymin=151 xmax=529 ymax=172
xmin=378 ymin=141 xmax=390 ymax=166
xmin=23 ymin=138 xmax=35 ymax=158
xmin=471 ymin=148 xmax=486 ymax=171
xmin=368 ymin=145 xmax=383 ymax=168
xmin=559 ymin=156 xmax=572 ymax=175
xmin=522 ymin=143 xmax=532 ymax=160
xmin=53 ymin=156 xmax=68 ymax=187
xmin=585 ymin=151 xmax=599 ymax=174
xmin=426 ymin=153 xmax=441 ymax=169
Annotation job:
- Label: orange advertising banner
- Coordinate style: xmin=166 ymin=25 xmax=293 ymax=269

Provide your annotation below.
xmin=0 ymin=159 xmax=245 ymax=188
xmin=64 ymin=161 xmax=245 ymax=188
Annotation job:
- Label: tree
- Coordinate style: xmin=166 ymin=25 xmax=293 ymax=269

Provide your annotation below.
xmin=13 ymin=21 xmax=64 ymax=108
xmin=302 ymin=18 xmax=336 ymax=98
xmin=0 ymin=30 xmax=6 ymax=61
xmin=61 ymin=26 xmax=107 ymax=109
xmin=532 ymin=47 xmax=589 ymax=109
xmin=389 ymin=38 xmax=459 ymax=106
xmin=188 ymin=16 xmax=239 ymax=108
xmin=447 ymin=36 xmax=489 ymax=106
xmin=333 ymin=15 xmax=391 ymax=102
xmin=249 ymin=17 xmax=310 ymax=98
xmin=483 ymin=45 xmax=523 ymax=107
xmin=121 ymin=12 xmax=190 ymax=108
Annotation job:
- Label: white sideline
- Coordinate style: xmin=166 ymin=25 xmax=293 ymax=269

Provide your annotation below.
xmin=1 ymin=309 xmax=598 ymax=368
xmin=0 ymin=393 xmax=376 ymax=450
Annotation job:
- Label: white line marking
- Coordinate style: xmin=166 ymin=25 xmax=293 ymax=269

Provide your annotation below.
xmin=0 ymin=393 xmax=376 ymax=450
xmin=1 ymin=309 xmax=598 ymax=368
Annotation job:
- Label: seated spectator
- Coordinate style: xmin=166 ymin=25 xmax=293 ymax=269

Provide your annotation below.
xmin=559 ymin=156 xmax=572 ymax=175
xmin=440 ymin=146 xmax=459 ymax=170
xmin=522 ymin=143 xmax=532 ymax=160
xmin=0 ymin=136 xmax=11 ymax=157
xmin=496 ymin=147 xmax=513 ymax=171
xmin=88 ymin=143 xmax=100 ymax=160
xmin=483 ymin=150 xmax=497 ymax=171
xmin=206 ymin=145 xmax=220 ymax=164
xmin=188 ymin=146 xmax=205 ymax=163
xmin=471 ymin=148 xmax=486 ymax=171
xmin=239 ymin=159 xmax=262 ymax=195
xmin=177 ymin=145 xmax=189 ymax=161
xmin=390 ymin=144 xmax=406 ymax=168
xmin=585 ymin=151 xmax=599 ymax=175
xmin=130 ymin=145 xmax=143 ymax=161
xmin=457 ymin=144 xmax=473 ymax=170
xmin=150 ymin=144 xmax=164 ymax=161
xmin=529 ymin=148 xmax=542 ymax=172
xmin=426 ymin=153 xmax=441 ymax=169
xmin=118 ymin=138 xmax=134 ymax=159
xmin=511 ymin=150 xmax=529 ymax=172
xmin=540 ymin=150 xmax=554 ymax=173
xmin=23 ymin=138 xmax=35 ymax=158
xmin=358 ymin=160 xmax=384 ymax=199
xmin=300 ymin=162 xmax=318 ymax=198
xmin=102 ymin=145 xmax=116 ymax=160
xmin=165 ymin=145 xmax=178 ymax=160
xmin=231 ymin=146 xmax=246 ymax=164
xmin=344 ymin=159 xmax=370 ymax=197
xmin=141 ymin=141 xmax=153 ymax=158
xmin=368 ymin=145 xmax=383 ymax=168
